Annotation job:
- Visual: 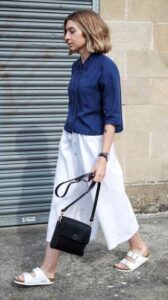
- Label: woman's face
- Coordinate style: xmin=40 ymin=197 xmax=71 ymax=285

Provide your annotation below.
xmin=65 ymin=20 xmax=86 ymax=53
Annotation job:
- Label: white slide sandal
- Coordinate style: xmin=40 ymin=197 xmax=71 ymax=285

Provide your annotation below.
xmin=114 ymin=250 xmax=151 ymax=272
xmin=14 ymin=267 xmax=55 ymax=286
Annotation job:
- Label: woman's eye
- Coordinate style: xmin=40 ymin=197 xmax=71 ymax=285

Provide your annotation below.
xmin=70 ymin=30 xmax=75 ymax=34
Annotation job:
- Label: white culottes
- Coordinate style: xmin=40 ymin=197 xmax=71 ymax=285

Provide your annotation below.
xmin=46 ymin=130 xmax=139 ymax=250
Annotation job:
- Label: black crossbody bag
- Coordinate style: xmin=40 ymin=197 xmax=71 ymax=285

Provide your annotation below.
xmin=50 ymin=173 xmax=101 ymax=256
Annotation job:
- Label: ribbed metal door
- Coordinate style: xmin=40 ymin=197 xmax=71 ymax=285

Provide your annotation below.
xmin=0 ymin=0 xmax=99 ymax=226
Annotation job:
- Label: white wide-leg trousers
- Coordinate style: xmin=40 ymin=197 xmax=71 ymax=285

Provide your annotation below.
xmin=46 ymin=130 xmax=139 ymax=250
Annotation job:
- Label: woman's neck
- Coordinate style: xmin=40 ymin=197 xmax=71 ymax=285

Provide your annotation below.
xmin=79 ymin=47 xmax=91 ymax=64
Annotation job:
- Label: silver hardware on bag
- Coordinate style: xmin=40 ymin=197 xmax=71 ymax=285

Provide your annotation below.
xmin=58 ymin=211 xmax=64 ymax=222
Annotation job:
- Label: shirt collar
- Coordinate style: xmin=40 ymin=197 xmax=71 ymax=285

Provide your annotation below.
xmin=77 ymin=53 xmax=100 ymax=70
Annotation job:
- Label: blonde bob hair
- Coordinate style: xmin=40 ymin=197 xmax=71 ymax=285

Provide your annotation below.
xmin=64 ymin=10 xmax=111 ymax=54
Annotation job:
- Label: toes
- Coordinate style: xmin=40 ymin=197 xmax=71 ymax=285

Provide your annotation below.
xmin=20 ymin=275 xmax=24 ymax=281
xmin=15 ymin=274 xmax=24 ymax=282
xmin=114 ymin=263 xmax=128 ymax=270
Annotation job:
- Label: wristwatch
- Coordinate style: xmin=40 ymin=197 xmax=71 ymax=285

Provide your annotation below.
xmin=98 ymin=152 xmax=109 ymax=161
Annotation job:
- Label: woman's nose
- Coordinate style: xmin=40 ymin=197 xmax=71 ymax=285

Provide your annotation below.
xmin=65 ymin=32 xmax=70 ymax=42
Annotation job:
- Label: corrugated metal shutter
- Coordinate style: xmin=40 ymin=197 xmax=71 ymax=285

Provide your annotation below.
xmin=0 ymin=0 xmax=99 ymax=226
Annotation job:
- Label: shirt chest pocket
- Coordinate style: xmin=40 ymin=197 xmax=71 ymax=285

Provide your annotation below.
xmin=79 ymin=79 xmax=99 ymax=92
xmin=78 ymin=80 xmax=101 ymax=110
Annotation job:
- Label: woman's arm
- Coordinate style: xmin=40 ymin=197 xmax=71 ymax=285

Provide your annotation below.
xmin=91 ymin=124 xmax=115 ymax=182
xmin=102 ymin=124 xmax=115 ymax=153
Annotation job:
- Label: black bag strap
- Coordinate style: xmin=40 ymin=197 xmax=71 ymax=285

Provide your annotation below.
xmin=55 ymin=173 xmax=101 ymax=223
xmin=90 ymin=181 xmax=101 ymax=222
xmin=55 ymin=172 xmax=94 ymax=198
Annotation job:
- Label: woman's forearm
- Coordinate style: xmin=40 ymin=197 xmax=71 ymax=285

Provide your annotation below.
xmin=101 ymin=124 xmax=115 ymax=153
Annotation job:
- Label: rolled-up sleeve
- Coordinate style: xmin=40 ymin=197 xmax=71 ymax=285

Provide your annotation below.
xmin=100 ymin=60 xmax=123 ymax=133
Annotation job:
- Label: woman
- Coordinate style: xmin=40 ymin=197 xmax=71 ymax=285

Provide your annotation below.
xmin=14 ymin=10 xmax=150 ymax=286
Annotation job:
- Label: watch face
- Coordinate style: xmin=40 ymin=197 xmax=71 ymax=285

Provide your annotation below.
xmin=99 ymin=152 xmax=109 ymax=161
xmin=104 ymin=153 xmax=109 ymax=160
xmin=104 ymin=153 xmax=109 ymax=161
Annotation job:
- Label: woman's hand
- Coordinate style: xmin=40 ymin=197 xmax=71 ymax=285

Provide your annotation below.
xmin=91 ymin=157 xmax=107 ymax=182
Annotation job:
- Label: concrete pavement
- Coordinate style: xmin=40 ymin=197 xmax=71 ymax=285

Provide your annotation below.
xmin=0 ymin=212 xmax=168 ymax=300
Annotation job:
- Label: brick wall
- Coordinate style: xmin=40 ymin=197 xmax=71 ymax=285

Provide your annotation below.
xmin=100 ymin=0 xmax=168 ymax=212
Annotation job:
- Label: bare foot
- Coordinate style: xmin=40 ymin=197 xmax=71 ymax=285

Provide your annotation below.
xmin=114 ymin=247 xmax=150 ymax=271
xmin=14 ymin=271 xmax=36 ymax=283
xmin=15 ymin=269 xmax=55 ymax=283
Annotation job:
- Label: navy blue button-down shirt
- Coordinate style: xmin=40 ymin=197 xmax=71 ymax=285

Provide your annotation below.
xmin=64 ymin=53 xmax=123 ymax=135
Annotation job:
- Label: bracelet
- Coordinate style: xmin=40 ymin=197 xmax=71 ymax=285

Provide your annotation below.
xmin=98 ymin=152 xmax=109 ymax=161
